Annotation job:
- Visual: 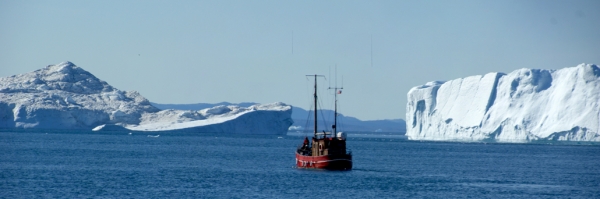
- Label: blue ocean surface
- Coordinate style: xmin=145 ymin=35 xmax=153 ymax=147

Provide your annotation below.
xmin=1 ymin=131 xmax=599 ymax=198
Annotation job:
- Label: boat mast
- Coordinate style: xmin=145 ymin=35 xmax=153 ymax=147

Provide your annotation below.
xmin=307 ymin=74 xmax=324 ymax=138
xmin=334 ymin=87 xmax=341 ymax=133
xmin=313 ymin=75 xmax=317 ymax=137
xmin=328 ymin=65 xmax=343 ymax=134
xmin=329 ymin=85 xmax=342 ymax=134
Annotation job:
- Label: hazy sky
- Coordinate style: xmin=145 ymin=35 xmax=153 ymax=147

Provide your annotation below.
xmin=1 ymin=0 xmax=599 ymax=120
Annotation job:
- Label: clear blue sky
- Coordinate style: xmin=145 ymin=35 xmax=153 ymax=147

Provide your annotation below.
xmin=1 ymin=0 xmax=599 ymax=120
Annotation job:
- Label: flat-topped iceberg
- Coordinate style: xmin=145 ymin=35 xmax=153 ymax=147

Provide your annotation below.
xmin=119 ymin=102 xmax=293 ymax=134
xmin=406 ymin=63 xmax=600 ymax=142
xmin=0 ymin=62 xmax=293 ymax=134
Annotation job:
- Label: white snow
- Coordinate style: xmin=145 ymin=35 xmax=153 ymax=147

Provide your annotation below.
xmin=288 ymin=125 xmax=303 ymax=131
xmin=406 ymin=63 xmax=600 ymax=142
xmin=123 ymin=102 xmax=293 ymax=134
xmin=0 ymin=62 xmax=293 ymax=134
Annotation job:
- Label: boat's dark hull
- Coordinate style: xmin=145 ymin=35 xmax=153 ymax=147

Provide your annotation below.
xmin=295 ymin=152 xmax=352 ymax=170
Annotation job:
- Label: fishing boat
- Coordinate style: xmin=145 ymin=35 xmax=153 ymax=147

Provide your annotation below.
xmin=295 ymin=74 xmax=352 ymax=170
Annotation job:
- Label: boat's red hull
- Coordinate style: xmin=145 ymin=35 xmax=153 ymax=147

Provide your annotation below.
xmin=295 ymin=152 xmax=352 ymax=170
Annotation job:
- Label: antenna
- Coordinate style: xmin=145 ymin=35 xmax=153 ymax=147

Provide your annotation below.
xmin=328 ymin=66 xmax=343 ymax=134
xmin=292 ymin=30 xmax=294 ymax=55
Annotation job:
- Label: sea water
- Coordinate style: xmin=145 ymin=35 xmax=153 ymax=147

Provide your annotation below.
xmin=1 ymin=131 xmax=599 ymax=198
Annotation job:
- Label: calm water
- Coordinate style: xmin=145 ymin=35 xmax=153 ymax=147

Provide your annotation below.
xmin=1 ymin=131 xmax=599 ymax=198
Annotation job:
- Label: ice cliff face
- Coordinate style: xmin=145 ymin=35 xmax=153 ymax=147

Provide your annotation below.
xmin=0 ymin=62 xmax=293 ymax=134
xmin=406 ymin=63 xmax=600 ymax=142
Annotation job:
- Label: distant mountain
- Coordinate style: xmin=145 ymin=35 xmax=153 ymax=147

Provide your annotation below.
xmin=152 ymin=102 xmax=406 ymax=133
xmin=0 ymin=62 xmax=293 ymax=134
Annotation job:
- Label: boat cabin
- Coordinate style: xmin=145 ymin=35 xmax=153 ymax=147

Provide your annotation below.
xmin=298 ymin=132 xmax=347 ymax=156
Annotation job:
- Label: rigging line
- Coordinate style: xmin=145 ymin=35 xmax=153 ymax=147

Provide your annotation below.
xmin=303 ymin=105 xmax=313 ymax=135
xmin=303 ymin=78 xmax=314 ymax=135
xmin=317 ymin=77 xmax=333 ymax=122
xmin=305 ymin=77 xmax=310 ymax=108
xmin=316 ymin=85 xmax=332 ymax=133
xmin=306 ymin=74 xmax=326 ymax=135
xmin=317 ymin=97 xmax=330 ymax=133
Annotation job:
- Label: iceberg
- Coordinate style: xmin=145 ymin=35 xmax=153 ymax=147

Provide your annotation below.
xmin=0 ymin=62 xmax=293 ymax=134
xmin=406 ymin=63 xmax=600 ymax=142
xmin=122 ymin=103 xmax=293 ymax=134
xmin=152 ymin=103 xmax=407 ymax=133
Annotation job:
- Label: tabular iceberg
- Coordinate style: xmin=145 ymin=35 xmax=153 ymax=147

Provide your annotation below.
xmin=0 ymin=62 xmax=293 ymax=134
xmin=406 ymin=63 xmax=600 ymax=142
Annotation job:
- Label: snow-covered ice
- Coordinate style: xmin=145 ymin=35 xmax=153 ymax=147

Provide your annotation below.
xmin=123 ymin=103 xmax=293 ymax=134
xmin=0 ymin=62 xmax=293 ymax=134
xmin=406 ymin=63 xmax=600 ymax=142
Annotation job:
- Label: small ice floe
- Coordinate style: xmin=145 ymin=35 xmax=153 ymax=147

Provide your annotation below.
xmin=147 ymin=135 xmax=160 ymax=138
xmin=128 ymin=132 xmax=132 ymax=135
xmin=277 ymin=137 xmax=283 ymax=139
